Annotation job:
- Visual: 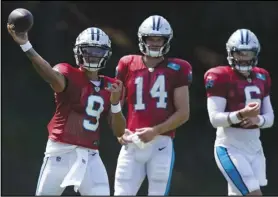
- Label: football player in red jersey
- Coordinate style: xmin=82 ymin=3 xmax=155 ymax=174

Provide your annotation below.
xmin=7 ymin=24 xmax=126 ymax=195
xmin=114 ymin=15 xmax=192 ymax=195
xmin=204 ymin=29 xmax=274 ymax=196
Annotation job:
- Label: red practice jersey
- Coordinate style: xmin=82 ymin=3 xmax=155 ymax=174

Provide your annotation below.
xmin=116 ymin=55 xmax=192 ymax=138
xmin=47 ymin=63 xmax=116 ymax=149
xmin=204 ymin=65 xmax=271 ymax=128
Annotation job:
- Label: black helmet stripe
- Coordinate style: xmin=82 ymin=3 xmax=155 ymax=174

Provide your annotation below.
xmin=91 ymin=27 xmax=95 ymax=41
xmin=240 ymin=29 xmax=244 ymax=44
xmin=96 ymin=28 xmax=100 ymax=41
xmin=245 ymin=30 xmax=249 ymax=45
xmin=152 ymin=16 xmax=156 ymax=30
xmin=156 ymin=16 xmax=161 ymax=31
xmin=90 ymin=27 xmax=100 ymax=41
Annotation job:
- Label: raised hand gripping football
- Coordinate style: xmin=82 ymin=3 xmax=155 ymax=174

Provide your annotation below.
xmin=7 ymin=24 xmax=29 ymax=45
xmin=7 ymin=8 xmax=33 ymax=45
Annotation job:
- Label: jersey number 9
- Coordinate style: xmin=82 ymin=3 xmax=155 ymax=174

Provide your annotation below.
xmin=83 ymin=95 xmax=104 ymax=132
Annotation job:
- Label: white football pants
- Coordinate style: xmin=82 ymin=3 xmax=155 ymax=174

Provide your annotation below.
xmin=35 ymin=140 xmax=110 ymax=195
xmin=214 ymin=146 xmax=267 ymax=196
xmin=114 ymin=135 xmax=175 ymax=196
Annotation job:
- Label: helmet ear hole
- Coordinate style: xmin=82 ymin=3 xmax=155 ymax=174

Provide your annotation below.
xmin=142 ymin=36 xmax=147 ymax=43
xmin=78 ymin=55 xmax=84 ymax=64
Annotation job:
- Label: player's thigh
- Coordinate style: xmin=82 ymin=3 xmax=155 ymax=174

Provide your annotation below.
xmin=147 ymin=137 xmax=175 ymax=195
xmin=79 ymin=152 xmax=110 ymax=195
xmin=251 ymin=150 xmax=267 ymax=187
xmin=114 ymin=145 xmax=146 ymax=195
xmin=36 ymin=154 xmax=71 ymax=195
xmin=214 ymin=146 xmax=260 ymax=196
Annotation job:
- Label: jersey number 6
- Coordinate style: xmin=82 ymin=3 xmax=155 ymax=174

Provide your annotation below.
xmin=244 ymin=85 xmax=261 ymax=106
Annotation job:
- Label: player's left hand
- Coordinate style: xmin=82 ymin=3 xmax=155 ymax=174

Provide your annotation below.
xmin=105 ymin=80 xmax=123 ymax=105
xmin=135 ymin=127 xmax=158 ymax=143
xmin=240 ymin=116 xmax=260 ymax=128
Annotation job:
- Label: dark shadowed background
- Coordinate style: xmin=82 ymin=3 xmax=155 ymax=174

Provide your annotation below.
xmin=2 ymin=1 xmax=278 ymax=195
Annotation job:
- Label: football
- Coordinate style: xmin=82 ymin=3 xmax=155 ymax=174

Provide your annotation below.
xmin=8 ymin=8 xmax=34 ymax=33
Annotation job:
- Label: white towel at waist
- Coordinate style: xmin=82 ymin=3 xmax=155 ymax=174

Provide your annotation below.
xmin=44 ymin=139 xmax=98 ymax=192
xmin=60 ymin=147 xmax=89 ymax=192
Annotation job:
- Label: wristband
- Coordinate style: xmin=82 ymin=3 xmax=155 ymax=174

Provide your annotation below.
xmin=257 ymin=115 xmax=266 ymax=127
xmin=20 ymin=41 xmax=32 ymax=52
xmin=111 ymin=102 xmax=121 ymax=113
xmin=228 ymin=111 xmax=242 ymax=124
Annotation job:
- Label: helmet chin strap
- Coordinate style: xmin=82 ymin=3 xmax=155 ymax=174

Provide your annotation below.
xmin=81 ymin=56 xmax=106 ymax=72
xmin=145 ymin=46 xmax=164 ymax=57
xmin=81 ymin=63 xmax=102 ymax=72
xmin=234 ymin=65 xmax=252 ymax=76
xmin=148 ymin=50 xmax=162 ymax=57
xmin=83 ymin=67 xmax=101 ymax=72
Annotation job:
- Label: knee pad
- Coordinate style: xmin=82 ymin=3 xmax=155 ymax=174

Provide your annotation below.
xmin=115 ymin=157 xmax=134 ymax=181
xmin=148 ymin=161 xmax=170 ymax=182
xmin=93 ymin=183 xmax=110 ymax=195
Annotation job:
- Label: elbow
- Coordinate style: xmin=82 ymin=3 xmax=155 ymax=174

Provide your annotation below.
xmin=208 ymin=111 xmax=230 ymax=128
xmin=209 ymin=118 xmax=219 ymax=129
xmin=269 ymin=120 xmax=274 ymax=128
xmin=264 ymin=113 xmax=274 ymax=128
xmin=180 ymin=110 xmax=190 ymax=124
xmin=209 ymin=117 xmax=218 ymax=128
xmin=270 ymin=113 xmax=274 ymax=127
xmin=209 ymin=117 xmax=229 ymax=129
xmin=114 ymin=129 xmax=125 ymax=138
xmin=208 ymin=114 xmax=218 ymax=128
xmin=113 ymin=127 xmax=125 ymax=138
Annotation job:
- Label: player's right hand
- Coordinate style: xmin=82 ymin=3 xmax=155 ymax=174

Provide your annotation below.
xmin=7 ymin=24 xmax=29 ymax=45
xmin=118 ymin=129 xmax=133 ymax=145
xmin=239 ymin=102 xmax=260 ymax=118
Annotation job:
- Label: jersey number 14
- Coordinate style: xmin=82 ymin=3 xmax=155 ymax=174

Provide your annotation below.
xmin=134 ymin=75 xmax=168 ymax=110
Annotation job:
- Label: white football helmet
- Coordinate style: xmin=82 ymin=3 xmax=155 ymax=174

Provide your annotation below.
xmin=73 ymin=27 xmax=112 ymax=71
xmin=226 ymin=29 xmax=260 ymax=75
xmin=138 ymin=15 xmax=173 ymax=57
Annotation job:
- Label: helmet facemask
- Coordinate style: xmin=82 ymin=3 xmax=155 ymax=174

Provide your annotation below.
xmin=74 ymin=44 xmax=112 ymax=72
xmin=227 ymin=48 xmax=259 ymax=76
xmin=138 ymin=35 xmax=171 ymax=58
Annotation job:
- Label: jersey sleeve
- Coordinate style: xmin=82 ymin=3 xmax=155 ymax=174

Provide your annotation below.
xmin=204 ymin=69 xmax=229 ymax=98
xmin=264 ymin=70 xmax=271 ymax=97
xmin=52 ymin=63 xmax=72 ymax=94
xmin=53 ymin=63 xmax=71 ymax=77
xmin=175 ymin=60 xmax=193 ymax=88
